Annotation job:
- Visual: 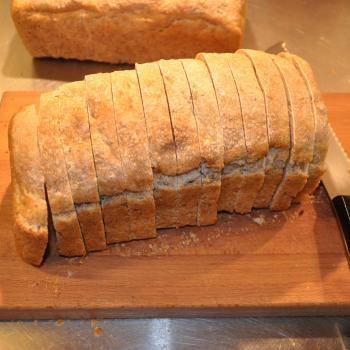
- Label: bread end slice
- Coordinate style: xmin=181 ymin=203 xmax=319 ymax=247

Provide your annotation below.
xmin=9 ymin=104 xmax=48 ymax=266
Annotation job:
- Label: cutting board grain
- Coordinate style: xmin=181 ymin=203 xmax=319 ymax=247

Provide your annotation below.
xmin=0 ymin=92 xmax=350 ymax=320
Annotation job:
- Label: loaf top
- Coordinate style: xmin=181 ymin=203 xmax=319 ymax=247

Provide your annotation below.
xmin=12 ymin=0 xmax=245 ymax=25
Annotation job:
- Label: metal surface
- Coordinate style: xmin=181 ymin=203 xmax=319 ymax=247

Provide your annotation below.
xmin=323 ymin=127 xmax=350 ymax=199
xmin=1 ymin=0 xmax=350 ymax=348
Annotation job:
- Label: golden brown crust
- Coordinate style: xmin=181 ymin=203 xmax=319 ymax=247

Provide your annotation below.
xmin=85 ymin=73 xmax=131 ymax=243
xmin=181 ymin=58 xmax=224 ymax=225
xmin=238 ymin=49 xmax=290 ymax=209
xmin=280 ymin=53 xmax=329 ymax=202
xmin=223 ymin=53 xmax=268 ymax=213
xmin=38 ymin=91 xmax=86 ymax=257
xmin=196 ymin=52 xmax=246 ymax=213
xmin=158 ymin=59 xmax=202 ymax=227
xmin=9 ymin=105 xmax=48 ymax=266
xmin=270 ymin=55 xmax=314 ymax=210
xmin=11 ymin=0 xmax=246 ymax=64
xmin=111 ymin=69 xmax=156 ymax=239
xmin=136 ymin=62 xmax=178 ymax=228
xmin=58 ymin=81 xmax=107 ymax=251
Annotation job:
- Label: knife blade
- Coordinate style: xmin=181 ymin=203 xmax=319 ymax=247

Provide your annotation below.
xmin=322 ymin=126 xmax=350 ymax=264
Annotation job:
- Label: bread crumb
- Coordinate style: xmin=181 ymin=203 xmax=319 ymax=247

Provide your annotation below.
xmin=67 ymin=270 xmax=75 ymax=278
xmin=94 ymin=326 xmax=103 ymax=337
xmin=56 ymin=319 xmax=64 ymax=326
xmin=252 ymin=217 xmax=265 ymax=225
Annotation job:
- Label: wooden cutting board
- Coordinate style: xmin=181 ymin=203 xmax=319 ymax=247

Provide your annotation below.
xmin=0 ymin=92 xmax=349 ymax=320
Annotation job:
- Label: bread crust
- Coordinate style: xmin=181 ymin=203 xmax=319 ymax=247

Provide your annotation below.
xmin=280 ymin=53 xmax=329 ymax=202
xmin=11 ymin=0 xmax=246 ymax=64
xmin=223 ymin=53 xmax=268 ymax=214
xmin=238 ymin=49 xmax=290 ymax=209
xmin=58 ymin=81 xmax=106 ymax=251
xmin=136 ymin=62 xmax=178 ymax=228
xmin=9 ymin=105 xmax=48 ymax=266
xmin=85 ymin=73 xmax=130 ymax=243
xmin=270 ymin=55 xmax=314 ymax=210
xmin=181 ymin=59 xmax=224 ymax=225
xmin=158 ymin=59 xmax=202 ymax=227
xmin=111 ymin=70 xmax=156 ymax=239
xmin=196 ymin=53 xmax=246 ymax=213
xmin=38 ymin=91 xmax=86 ymax=256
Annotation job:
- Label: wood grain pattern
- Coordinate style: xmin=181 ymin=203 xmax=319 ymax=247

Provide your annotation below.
xmin=0 ymin=92 xmax=350 ymax=320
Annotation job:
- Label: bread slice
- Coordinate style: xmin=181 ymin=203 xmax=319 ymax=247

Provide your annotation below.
xmin=269 ymin=55 xmax=314 ymax=210
xmin=279 ymin=53 xmax=329 ymax=202
xmin=135 ymin=62 xmax=178 ymax=228
xmin=85 ymin=73 xmax=130 ymax=243
xmin=111 ymin=69 xmax=156 ymax=240
xmin=9 ymin=105 xmax=48 ymax=266
xmin=181 ymin=59 xmax=224 ymax=225
xmin=223 ymin=53 xmax=269 ymax=214
xmin=158 ymin=59 xmax=202 ymax=227
xmin=237 ymin=49 xmax=290 ymax=208
xmin=38 ymin=91 xmax=86 ymax=256
xmin=196 ymin=52 xmax=246 ymax=213
xmin=58 ymin=81 xmax=107 ymax=251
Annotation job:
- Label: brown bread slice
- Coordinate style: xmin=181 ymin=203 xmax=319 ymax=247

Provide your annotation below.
xmin=85 ymin=73 xmax=130 ymax=243
xmin=223 ymin=53 xmax=269 ymax=214
xmin=158 ymin=59 xmax=202 ymax=227
xmin=280 ymin=53 xmax=329 ymax=202
xmin=135 ymin=62 xmax=178 ymax=228
xmin=111 ymin=69 xmax=156 ymax=240
xmin=237 ymin=49 xmax=290 ymax=208
xmin=196 ymin=52 xmax=246 ymax=213
xmin=38 ymin=91 xmax=86 ymax=256
xmin=58 ymin=81 xmax=107 ymax=251
xmin=181 ymin=59 xmax=224 ymax=225
xmin=9 ymin=105 xmax=48 ymax=266
xmin=269 ymin=55 xmax=314 ymax=210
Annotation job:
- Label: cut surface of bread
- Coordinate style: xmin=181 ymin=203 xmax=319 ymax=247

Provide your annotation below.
xmin=158 ymin=59 xmax=202 ymax=227
xmin=223 ymin=53 xmax=268 ymax=214
xmin=38 ymin=91 xmax=86 ymax=256
xmin=9 ymin=105 xmax=48 ymax=266
xmin=85 ymin=73 xmax=130 ymax=243
xmin=136 ymin=62 xmax=178 ymax=228
xmin=238 ymin=49 xmax=290 ymax=209
xmin=196 ymin=52 xmax=246 ymax=213
xmin=270 ymin=55 xmax=314 ymax=210
xmin=111 ymin=69 xmax=156 ymax=239
xmin=280 ymin=53 xmax=329 ymax=202
xmin=181 ymin=59 xmax=224 ymax=225
xmin=58 ymin=81 xmax=107 ymax=251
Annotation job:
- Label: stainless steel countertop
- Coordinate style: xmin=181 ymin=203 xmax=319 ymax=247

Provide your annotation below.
xmin=1 ymin=0 xmax=350 ymax=348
